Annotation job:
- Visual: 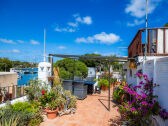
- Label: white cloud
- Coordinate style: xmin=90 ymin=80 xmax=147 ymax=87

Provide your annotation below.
xmin=76 ymin=32 xmax=120 ymax=44
xmin=74 ymin=14 xmax=92 ymax=25
xmin=55 ymin=27 xmax=76 ymax=32
xmin=127 ymin=19 xmax=145 ymax=27
xmin=17 ymin=40 xmax=24 ymax=43
xmin=58 ymin=46 xmax=66 ymax=50
xmin=30 ymin=40 xmax=40 ymax=45
xmin=0 ymin=38 xmax=16 ymax=44
xmin=55 ymin=14 xmax=92 ymax=33
xmin=67 ymin=22 xmax=78 ymax=27
xmin=0 ymin=49 xmax=20 ymax=53
xmin=12 ymin=49 xmax=20 ymax=53
xmin=83 ymin=16 xmax=92 ymax=25
xmin=125 ymin=0 xmax=161 ymax=18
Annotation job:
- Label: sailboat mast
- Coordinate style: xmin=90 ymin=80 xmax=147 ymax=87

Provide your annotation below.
xmin=44 ymin=29 xmax=46 ymax=62
xmin=145 ymin=0 xmax=148 ymax=60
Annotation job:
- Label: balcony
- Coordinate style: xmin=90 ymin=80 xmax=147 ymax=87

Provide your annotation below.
xmin=128 ymin=27 xmax=168 ymax=58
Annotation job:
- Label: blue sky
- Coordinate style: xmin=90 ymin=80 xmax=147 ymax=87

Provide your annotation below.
xmin=0 ymin=0 xmax=168 ymax=62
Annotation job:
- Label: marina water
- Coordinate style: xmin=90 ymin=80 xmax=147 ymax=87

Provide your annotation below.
xmin=17 ymin=68 xmax=38 ymax=86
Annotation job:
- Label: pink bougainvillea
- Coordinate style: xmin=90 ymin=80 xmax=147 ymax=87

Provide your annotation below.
xmin=119 ymin=72 xmax=168 ymax=125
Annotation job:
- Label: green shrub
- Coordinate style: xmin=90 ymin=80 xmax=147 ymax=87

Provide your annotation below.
xmin=98 ymin=79 xmax=109 ymax=87
xmin=54 ymin=58 xmax=88 ymax=79
xmin=0 ymin=101 xmax=43 ymax=126
xmin=63 ymin=90 xmax=77 ymax=109
xmin=25 ymin=79 xmax=48 ymax=101
xmin=28 ymin=113 xmax=43 ymax=126
xmin=113 ymin=85 xmax=125 ymax=104
xmin=0 ymin=113 xmax=19 ymax=126
xmin=12 ymin=102 xmax=39 ymax=113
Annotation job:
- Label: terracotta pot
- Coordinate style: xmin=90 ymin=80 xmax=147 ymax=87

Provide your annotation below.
xmin=45 ymin=108 xmax=58 ymax=119
xmin=101 ymin=86 xmax=108 ymax=91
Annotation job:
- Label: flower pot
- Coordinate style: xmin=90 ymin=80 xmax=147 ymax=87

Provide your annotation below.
xmin=45 ymin=108 xmax=58 ymax=119
xmin=101 ymin=86 xmax=108 ymax=91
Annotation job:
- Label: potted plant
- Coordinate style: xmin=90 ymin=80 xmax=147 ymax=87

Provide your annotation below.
xmin=98 ymin=79 xmax=109 ymax=91
xmin=45 ymin=100 xmax=59 ymax=119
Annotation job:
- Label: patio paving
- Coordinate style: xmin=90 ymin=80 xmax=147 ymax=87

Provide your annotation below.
xmin=40 ymin=90 xmax=121 ymax=126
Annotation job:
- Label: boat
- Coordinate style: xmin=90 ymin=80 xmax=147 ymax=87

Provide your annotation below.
xmin=17 ymin=74 xmax=22 ymax=79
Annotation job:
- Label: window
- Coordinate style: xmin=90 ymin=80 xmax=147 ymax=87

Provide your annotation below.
xmin=47 ymin=67 xmax=50 ymax=71
xmin=40 ymin=67 xmax=44 ymax=71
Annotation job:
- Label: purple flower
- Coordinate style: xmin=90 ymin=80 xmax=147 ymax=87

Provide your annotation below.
xmin=141 ymin=101 xmax=148 ymax=106
xmin=141 ymin=93 xmax=147 ymax=99
xmin=159 ymin=109 xmax=168 ymax=120
xmin=130 ymin=107 xmax=136 ymax=112
xmin=135 ymin=94 xmax=142 ymax=100
xmin=136 ymin=72 xmax=143 ymax=78
xmin=139 ymin=81 xmax=143 ymax=85
xmin=143 ymin=74 xmax=148 ymax=78
xmin=148 ymin=103 xmax=153 ymax=108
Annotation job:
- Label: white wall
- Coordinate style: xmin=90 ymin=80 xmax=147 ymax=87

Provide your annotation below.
xmin=157 ymin=29 xmax=164 ymax=54
xmin=165 ymin=29 xmax=168 ymax=53
xmin=0 ymin=72 xmax=17 ymax=87
xmin=155 ymin=57 xmax=168 ymax=111
xmin=142 ymin=58 xmax=168 ymax=111
xmin=143 ymin=60 xmax=154 ymax=80
xmin=126 ymin=68 xmax=137 ymax=85
xmin=0 ymin=96 xmax=27 ymax=108
xmin=87 ymin=67 xmax=96 ymax=77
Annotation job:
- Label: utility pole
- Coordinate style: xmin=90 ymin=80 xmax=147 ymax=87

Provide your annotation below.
xmin=145 ymin=0 xmax=148 ymax=60
xmin=44 ymin=29 xmax=46 ymax=62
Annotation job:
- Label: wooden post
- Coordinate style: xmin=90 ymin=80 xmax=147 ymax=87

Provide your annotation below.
xmin=48 ymin=55 xmax=53 ymax=86
xmin=108 ymin=61 xmax=111 ymax=111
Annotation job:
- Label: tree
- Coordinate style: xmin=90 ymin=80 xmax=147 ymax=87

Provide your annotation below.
xmin=79 ymin=54 xmax=123 ymax=72
xmin=54 ymin=58 xmax=88 ymax=79
xmin=0 ymin=57 xmax=37 ymax=71
xmin=164 ymin=23 xmax=168 ymax=27
xmin=0 ymin=58 xmax=12 ymax=71
xmin=79 ymin=53 xmax=101 ymax=67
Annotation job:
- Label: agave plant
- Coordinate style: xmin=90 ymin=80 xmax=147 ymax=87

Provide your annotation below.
xmin=0 ymin=115 xmax=19 ymax=126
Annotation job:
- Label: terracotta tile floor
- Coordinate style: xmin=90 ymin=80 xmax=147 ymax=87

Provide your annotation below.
xmin=40 ymin=90 xmax=121 ymax=126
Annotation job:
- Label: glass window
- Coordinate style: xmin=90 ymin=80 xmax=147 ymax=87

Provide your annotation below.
xmin=47 ymin=67 xmax=50 ymax=71
xmin=41 ymin=67 xmax=44 ymax=71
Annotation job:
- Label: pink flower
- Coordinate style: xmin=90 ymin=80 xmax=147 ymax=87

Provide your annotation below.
xmin=141 ymin=93 xmax=147 ymax=99
xmin=141 ymin=101 xmax=148 ymax=106
xmin=130 ymin=107 xmax=136 ymax=112
xmin=139 ymin=81 xmax=143 ymax=85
